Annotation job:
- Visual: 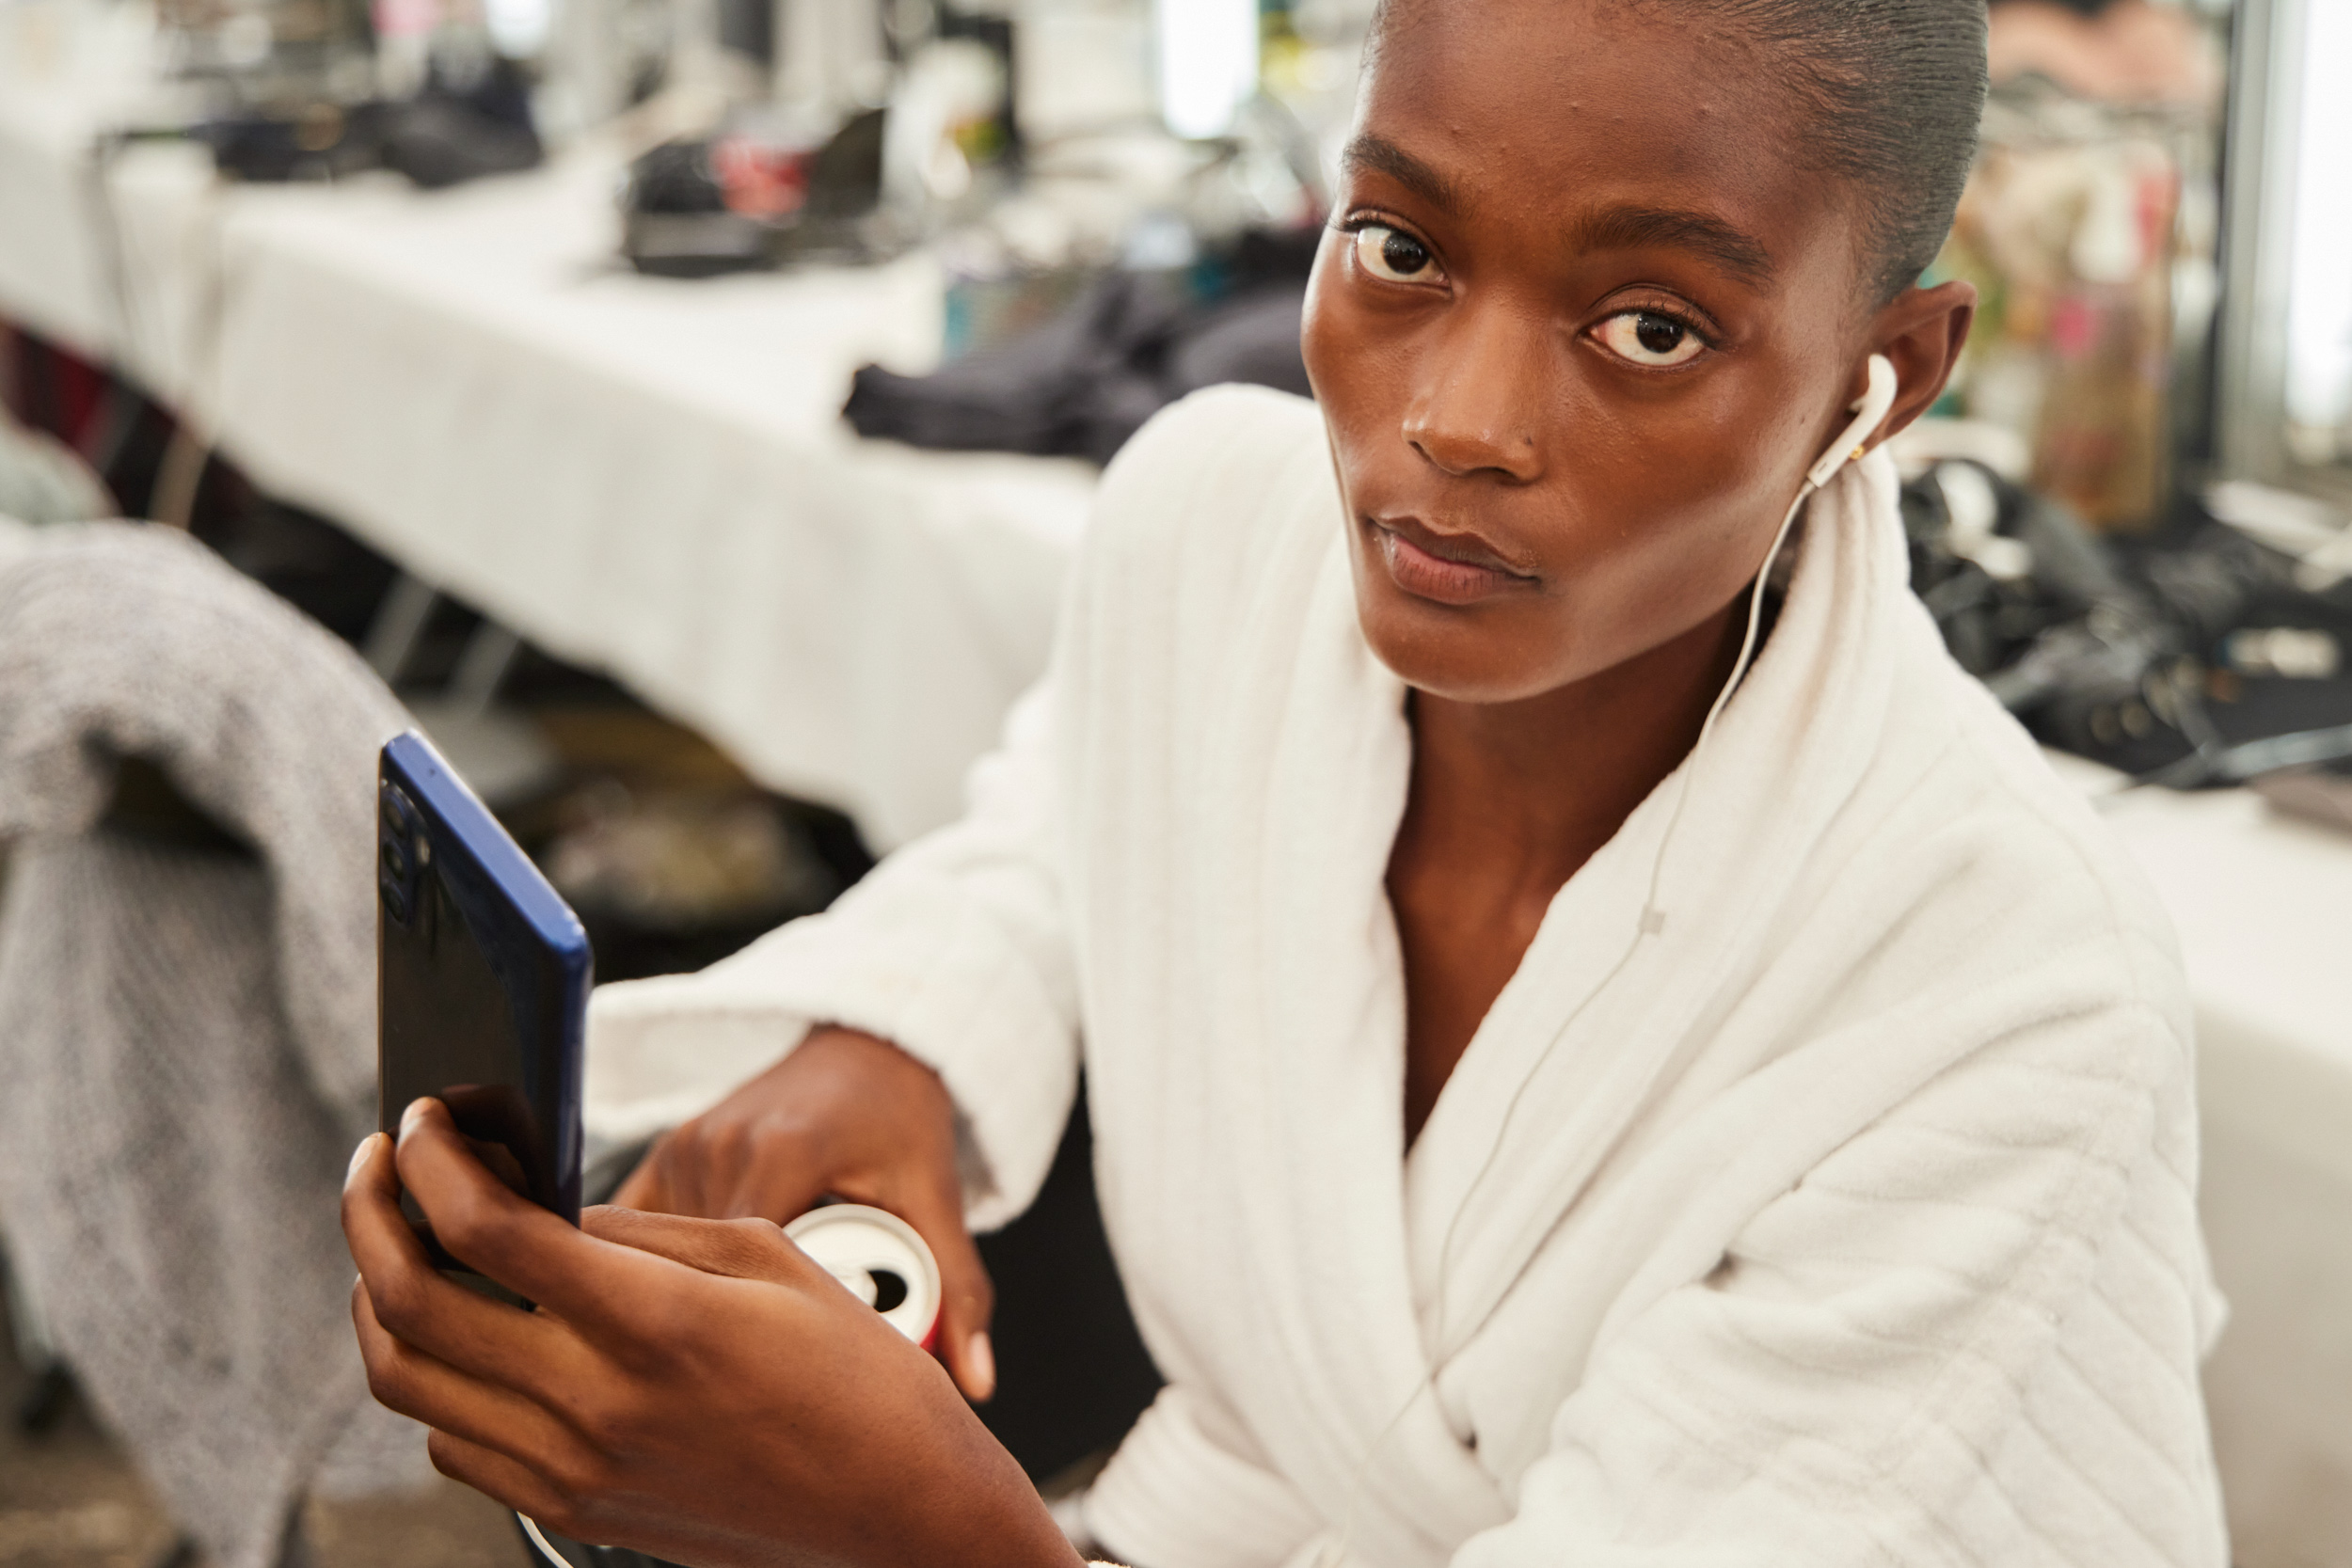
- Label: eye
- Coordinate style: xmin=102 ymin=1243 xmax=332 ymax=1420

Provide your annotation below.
xmin=1352 ymin=223 xmax=1443 ymax=285
xmin=1596 ymin=309 xmax=1706 ymax=367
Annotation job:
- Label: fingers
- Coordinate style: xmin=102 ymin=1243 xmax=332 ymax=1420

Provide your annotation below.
xmin=342 ymin=1130 xmax=579 ymax=1403
xmin=580 ymin=1203 xmax=983 ymax=1399
xmin=389 ymin=1100 xmax=678 ymax=1341
xmin=421 ymin=1429 xmax=586 ymax=1543
xmin=610 ymin=1119 xmax=827 ymax=1226
xmin=428 ymin=1433 xmax=674 ymax=1567
xmin=585 ymin=1187 xmax=994 ymax=1403
xmin=720 ymin=1149 xmax=829 ymax=1227
xmin=351 ymin=1273 xmax=594 ymax=1467
xmin=580 ymin=1206 xmax=811 ymax=1286
xmin=690 ymin=1114 xmax=827 ymax=1225
xmin=891 ymin=1175 xmax=997 ymax=1402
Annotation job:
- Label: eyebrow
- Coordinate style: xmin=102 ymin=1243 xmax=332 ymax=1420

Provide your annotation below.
xmin=1340 ymin=133 xmax=1460 ymax=215
xmin=1341 ymin=132 xmax=1778 ymax=289
xmin=1573 ymin=206 xmax=1778 ymax=287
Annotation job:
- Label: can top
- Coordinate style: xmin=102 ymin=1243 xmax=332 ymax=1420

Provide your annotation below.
xmin=784 ymin=1203 xmax=941 ymax=1347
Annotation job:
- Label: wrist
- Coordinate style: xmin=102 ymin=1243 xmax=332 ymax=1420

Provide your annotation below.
xmin=944 ymin=1497 xmax=1088 ymax=1568
xmin=916 ymin=1423 xmax=1088 ymax=1568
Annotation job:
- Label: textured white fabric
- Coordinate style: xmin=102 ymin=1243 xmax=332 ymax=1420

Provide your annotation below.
xmin=0 ymin=28 xmax=139 ymax=360
xmin=2054 ymin=769 xmax=2352 ymax=1567
xmin=0 ymin=522 xmax=434 ymax=1568
xmin=590 ymin=385 xmax=2227 ymax=1566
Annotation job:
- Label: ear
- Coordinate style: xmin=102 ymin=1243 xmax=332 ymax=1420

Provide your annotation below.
xmin=1858 ymin=279 xmax=1978 ymax=448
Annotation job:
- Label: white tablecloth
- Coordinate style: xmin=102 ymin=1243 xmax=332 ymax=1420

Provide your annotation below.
xmin=0 ymin=4 xmax=155 ymax=361
xmin=2078 ymin=775 xmax=2352 ymax=1568
xmin=0 ymin=23 xmax=1097 ymax=847
xmin=197 ymin=166 xmax=1097 ymax=848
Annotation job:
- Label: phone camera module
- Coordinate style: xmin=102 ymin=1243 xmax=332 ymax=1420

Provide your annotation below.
xmin=378 ymin=784 xmax=427 ymax=927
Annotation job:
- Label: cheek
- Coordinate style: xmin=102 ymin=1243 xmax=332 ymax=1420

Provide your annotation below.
xmin=1298 ymin=248 xmax=1339 ymax=396
xmin=1303 ymin=267 xmax=1433 ymax=557
xmin=1347 ymin=391 xmax=1817 ymax=705
xmin=1537 ymin=415 xmax=1796 ymax=652
xmin=1552 ymin=366 xmax=1825 ymax=587
xmin=1299 ymin=249 xmax=1405 ymax=470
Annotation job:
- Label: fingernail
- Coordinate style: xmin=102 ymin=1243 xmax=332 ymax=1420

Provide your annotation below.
xmin=346 ymin=1134 xmax=379 ymax=1182
xmin=966 ymin=1332 xmax=995 ymax=1402
xmin=400 ymin=1098 xmax=432 ymax=1139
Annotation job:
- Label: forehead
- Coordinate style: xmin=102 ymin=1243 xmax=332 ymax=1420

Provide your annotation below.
xmin=1357 ymin=0 xmax=1856 ymax=287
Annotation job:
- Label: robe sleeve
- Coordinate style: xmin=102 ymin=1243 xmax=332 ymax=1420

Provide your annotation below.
xmin=1452 ymin=999 xmax=2223 ymax=1567
xmin=582 ymin=675 xmax=1080 ymax=1231
xmin=580 ymin=387 xmax=1305 ymax=1228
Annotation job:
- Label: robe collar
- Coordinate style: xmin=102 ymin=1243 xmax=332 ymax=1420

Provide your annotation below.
xmin=1241 ymin=451 xmax=1912 ymax=1545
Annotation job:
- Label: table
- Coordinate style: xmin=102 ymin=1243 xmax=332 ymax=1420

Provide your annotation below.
xmin=195 ymin=166 xmax=1096 ymax=848
xmin=2063 ymin=768 xmax=2352 ymax=1568
xmin=0 ymin=1 xmax=154 ymax=362
xmin=0 ymin=9 xmax=1098 ymax=848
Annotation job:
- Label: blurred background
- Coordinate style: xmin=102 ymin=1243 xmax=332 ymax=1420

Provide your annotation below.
xmin=0 ymin=0 xmax=2346 ymax=1564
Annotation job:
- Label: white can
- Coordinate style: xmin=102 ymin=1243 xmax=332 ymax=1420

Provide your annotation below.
xmin=785 ymin=1203 xmax=942 ymax=1351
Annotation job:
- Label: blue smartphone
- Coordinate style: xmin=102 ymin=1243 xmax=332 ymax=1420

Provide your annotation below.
xmin=377 ymin=729 xmax=592 ymax=1276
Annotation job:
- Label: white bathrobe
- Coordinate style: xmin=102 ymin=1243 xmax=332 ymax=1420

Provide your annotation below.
xmin=586 ymin=387 xmax=2229 ymax=1568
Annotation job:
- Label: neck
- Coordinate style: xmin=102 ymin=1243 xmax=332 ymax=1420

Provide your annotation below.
xmin=1401 ymin=603 xmax=1747 ymax=896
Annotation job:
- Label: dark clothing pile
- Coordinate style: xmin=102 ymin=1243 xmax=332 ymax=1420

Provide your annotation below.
xmin=844 ymin=272 xmax=1312 ymax=467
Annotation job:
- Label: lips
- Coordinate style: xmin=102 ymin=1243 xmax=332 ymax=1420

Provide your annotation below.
xmin=1366 ymin=515 xmax=1536 ymax=607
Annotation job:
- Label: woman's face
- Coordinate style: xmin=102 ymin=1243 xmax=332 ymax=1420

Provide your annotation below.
xmin=1302 ymin=0 xmax=1950 ymax=704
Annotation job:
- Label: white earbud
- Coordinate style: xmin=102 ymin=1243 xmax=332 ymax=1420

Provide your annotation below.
xmin=1804 ymin=353 xmax=1899 ymax=492
xmin=1636 ymin=349 xmax=1902 ymax=931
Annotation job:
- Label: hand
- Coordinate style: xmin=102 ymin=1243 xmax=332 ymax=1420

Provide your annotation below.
xmin=343 ymin=1100 xmax=1081 ymax=1568
xmin=612 ymin=1025 xmax=998 ymax=1402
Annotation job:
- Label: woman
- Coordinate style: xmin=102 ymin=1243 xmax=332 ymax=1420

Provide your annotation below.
xmin=343 ymin=1 xmax=2228 ymax=1563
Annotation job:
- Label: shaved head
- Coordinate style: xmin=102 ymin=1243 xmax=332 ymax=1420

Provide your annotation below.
xmin=1366 ymin=0 xmax=1987 ymax=302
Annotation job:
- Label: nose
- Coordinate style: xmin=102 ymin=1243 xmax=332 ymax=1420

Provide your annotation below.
xmin=1401 ymin=298 xmax=1546 ymax=483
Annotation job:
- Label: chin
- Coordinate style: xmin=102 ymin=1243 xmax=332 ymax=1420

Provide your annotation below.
xmin=1352 ymin=587 xmax=1575 ymax=705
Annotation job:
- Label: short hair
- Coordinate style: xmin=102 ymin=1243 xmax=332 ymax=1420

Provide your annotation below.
xmin=1365 ymin=0 xmax=1989 ymax=303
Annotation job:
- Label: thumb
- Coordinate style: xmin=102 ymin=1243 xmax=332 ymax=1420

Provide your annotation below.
xmin=894 ymin=1179 xmax=996 ymax=1403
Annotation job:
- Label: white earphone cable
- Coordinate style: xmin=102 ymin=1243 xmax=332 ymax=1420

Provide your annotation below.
xmin=1316 ymin=355 xmax=1895 ymax=1568
xmin=1315 ymin=473 xmax=1819 ymax=1568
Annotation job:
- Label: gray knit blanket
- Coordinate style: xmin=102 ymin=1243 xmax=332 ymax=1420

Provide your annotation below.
xmin=0 ymin=518 xmax=434 ymax=1568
